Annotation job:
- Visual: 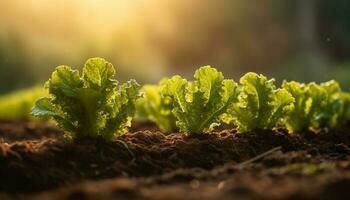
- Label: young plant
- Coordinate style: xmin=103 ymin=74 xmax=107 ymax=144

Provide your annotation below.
xmin=282 ymin=80 xmax=343 ymax=132
xmin=314 ymin=80 xmax=343 ymax=128
xmin=337 ymin=92 xmax=350 ymax=126
xmin=0 ymin=86 xmax=47 ymax=120
xmin=224 ymin=72 xmax=294 ymax=132
xmin=136 ymin=80 xmax=177 ymax=133
xmin=161 ymin=66 xmax=239 ymax=134
xmin=31 ymin=57 xmax=141 ymax=141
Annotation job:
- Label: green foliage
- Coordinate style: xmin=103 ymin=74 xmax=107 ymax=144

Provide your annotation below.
xmin=314 ymin=80 xmax=343 ymax=128
xmin=337 ymin=92 xmax=350 ymax=126
xmin=282 ymin=80 xmax=345 ymax=132
xmin=31 ymin=57 xmax=141 ymax=141
xmin=160 ymin=66 xmax=238 ymax=134
xmin=225 ymin=72 xmax=294 ymax=132
xmin=282 ymin=81 xmax=314 ymax=132
xmin=136 ymin=80 xmax=177 ymax=133
xmin=0 ymin=86 xmax=47 ymax=119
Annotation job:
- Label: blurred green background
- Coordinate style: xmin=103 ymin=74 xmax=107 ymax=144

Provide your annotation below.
xmin=0 ymin=0 xmax=350 ymax=94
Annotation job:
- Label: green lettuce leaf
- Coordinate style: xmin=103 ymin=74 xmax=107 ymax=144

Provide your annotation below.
xmin=161 ymin=66 xmax=239 ymax=134
xmin=313 ymin=80 xmax=342 ymax=128
xmin=0 ymin=86 xmax=48 ymax=120
xmin=136 ymin=79 xmax=177 ymax=133
xmin=225 ymin=72 xmax=294 ymax=132
xmin=31 ymin=57 xmax=141 ymax=141
xmin=337 ymin=92 xmax=350 ymax=126
xmin=282 ymin=80 xmax=344 ymax=132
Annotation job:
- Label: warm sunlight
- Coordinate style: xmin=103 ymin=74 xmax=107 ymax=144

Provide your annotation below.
xmin=1 ymin=1 xmax=350 ymax=199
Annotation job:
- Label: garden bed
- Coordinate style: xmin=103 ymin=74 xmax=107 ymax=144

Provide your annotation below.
xmin=1 ymin=120 xmax=350 ymax=200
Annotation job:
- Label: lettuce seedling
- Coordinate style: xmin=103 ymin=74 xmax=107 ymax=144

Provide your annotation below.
xmin=224 ymin=72 xmax=294 ymax=132
xmin=282 ymin=81 xmax=315 ymax=132
xmin=314 ymin=80 xmax=343 ymax=128
xmin=161 ymin=66 xmax=239 ymax=134
xmin=31 ymin=57 xmax=141 ymax=140
xmin=0 ymin=86 xmax=47 ymax=120
xmin=337 ymin=92 xmax=350 ymax=126
xmin=282 ymin=80 xmax=342 ymax=132
xmin=136 ymin=80 xmax=177 ymax=133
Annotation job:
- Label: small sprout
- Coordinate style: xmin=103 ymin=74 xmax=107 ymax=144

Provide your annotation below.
xmin=224 ymin=72 xmax=294 ymax=133
xmin=136 ymin=79 xmax=177 ymax=133
xmin=161 ymin=66 xmax=239 ymax=135
xmin=31 ymin=57 xmax=141 ymax=141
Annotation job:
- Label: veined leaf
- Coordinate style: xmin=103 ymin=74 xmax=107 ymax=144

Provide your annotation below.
xmin=161 ymin=66 xmax=239 ymax=134
xmin=283 ymin=80 xmax=344 ymax=132
xmin=31 ymin=57 xmax=141 ymax=141
xmin=225 ymin=72 xmax=294 ymax=132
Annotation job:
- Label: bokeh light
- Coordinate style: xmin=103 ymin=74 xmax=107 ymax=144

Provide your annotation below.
xmin=0 ymin=0 xmax=349 ymax=94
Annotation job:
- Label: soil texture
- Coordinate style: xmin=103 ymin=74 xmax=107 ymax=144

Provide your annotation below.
xmin=1 ymin=120 xmax=350 ymax=200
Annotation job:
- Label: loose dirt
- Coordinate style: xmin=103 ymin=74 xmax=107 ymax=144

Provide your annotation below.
xmin=1 ymin=120 xmax=350 ymax=200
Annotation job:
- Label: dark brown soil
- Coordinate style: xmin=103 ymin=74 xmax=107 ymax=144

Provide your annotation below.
xmin=1 ymin=121 xmax=350 ymax=200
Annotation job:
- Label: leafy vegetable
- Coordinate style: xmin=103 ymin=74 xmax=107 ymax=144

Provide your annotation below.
xmin=225 ymin=72 xmax=294 ymax=132
xmin=282 ymin=80 xmax=343 ymax=132
xmin=0 ymin=86 xmax=47 ymax=120
xmin=161 ymin=66 xmax=238 ymax=134
xmin=281 ymin=81 xmax=312 ymax=132
xmin=337 ymin=92 xmax=350 ymax=126
xmin=136 ymin=80 xmax=177 ymax=133
xmin=31 ymin=57 xmax=141 ymax=140
xmin=314 ymin=80 xmax=342 ymax=128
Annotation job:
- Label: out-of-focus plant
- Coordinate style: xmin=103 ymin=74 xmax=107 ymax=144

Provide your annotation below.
xmin=0 ymin=86 xmax=47 ymax=119
xmin=315 ymin=81 xmax=343 ymax=128
xmin=336 ymin=92 xmax=350 ymax=127
xmin=282 ymin=80 xmax=346 ymax=132
xmin=136 ymin=80 xmax=177 ymax=133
